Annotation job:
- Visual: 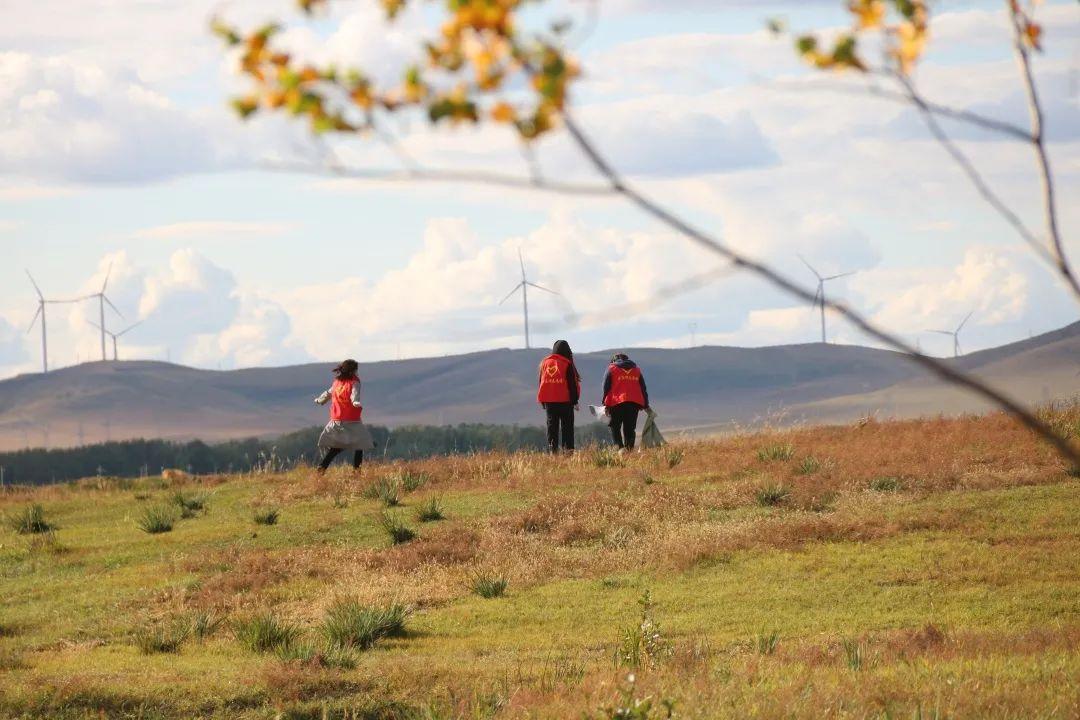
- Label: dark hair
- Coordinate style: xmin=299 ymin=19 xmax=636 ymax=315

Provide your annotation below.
xmin=611 ymin=353 xmax=629 ymax=363
xmin=552 ymin=340 xmax=574 ymax=362
xmin=333 ymin=359 xmax=359 ymax=380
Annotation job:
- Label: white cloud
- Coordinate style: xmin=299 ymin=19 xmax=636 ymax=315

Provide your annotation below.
xmin=0 ymin=317 xmax=28 ymax=365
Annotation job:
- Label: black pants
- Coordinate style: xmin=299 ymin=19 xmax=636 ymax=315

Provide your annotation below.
xmin=544 ymin=402 xmax=575 ymax=453
xmin=608 ymin=403 xmax=641 ymax=449
xmin=318 ymin=448 xmax=363 ymax=470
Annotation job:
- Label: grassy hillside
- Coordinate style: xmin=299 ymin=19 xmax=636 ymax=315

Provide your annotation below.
xmin=1 ymin=409 xmax=1078 ymax=719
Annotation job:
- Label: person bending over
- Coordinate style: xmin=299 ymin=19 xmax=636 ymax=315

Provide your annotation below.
xmin=602 ymin=352 xmax=649 ymax=451
xmin=537 ymin=340 xmax=581 ymax=453
xmin=313 ymin=359 xmax=375 ymax=472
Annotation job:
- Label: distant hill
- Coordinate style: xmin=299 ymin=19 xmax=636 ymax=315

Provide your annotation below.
xmin=1 ymin=322 xmax=1078 ymax=451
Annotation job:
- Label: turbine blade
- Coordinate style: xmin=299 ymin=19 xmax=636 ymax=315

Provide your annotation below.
xmin=25 ymin=270 xmax=43 ymax=299
xmin=26 ymin=305 xmax=42 ymax=334
xmin=518 ymin=248 xmax=526 ymax=279
xmin=797 ymin=254 xmax=822 ymax=280
xmin=101 ymin=261 xmax=113 ymax=293
xmin=957 ymin=310 xmax=974 ymax=333
xmin=499 ymin=284 xmax=523 ymax=305
xmin=525 ymin=281 xmax=558 ymax=295
xmin=928 ymin=330 xmax=954 ymax=336
xmin=103 ymin=295 xmax=124 ymax=319
xmin=116 ymin=320 xmax=143 ymax=337
xmin=823 ymin=271 xmax=856 ymax=281
xmin=811 ymin=285 xmax=822 ymax=308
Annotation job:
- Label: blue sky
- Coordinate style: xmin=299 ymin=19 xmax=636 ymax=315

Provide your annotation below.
xmin=0 ymin=0 xmax=1078 ymax=377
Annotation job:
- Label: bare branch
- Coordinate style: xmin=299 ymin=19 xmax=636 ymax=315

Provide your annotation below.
xmin=558 ymin=110 xmax=1080 ymax=468
xmin=1008 ymin=4 xmax=1077 ymax=298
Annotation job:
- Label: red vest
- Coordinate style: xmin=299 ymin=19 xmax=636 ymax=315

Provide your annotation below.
xmin=537 ymin=354 xmax=578 ymax=403
xmin=330 ymin=377 xmax=363 ymax=422
xmin=604 ymin=364 xmax=645 ymax=407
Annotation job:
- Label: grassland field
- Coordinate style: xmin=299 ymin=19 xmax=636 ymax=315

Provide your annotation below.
xmin=0 ymin=409 xmax=1078 ymax=719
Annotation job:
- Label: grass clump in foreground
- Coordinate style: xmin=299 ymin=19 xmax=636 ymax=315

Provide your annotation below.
xmin=363 ymin=477 xmax=402 ymax=507
xmin=755 ymin=483 xmax=790 ymax=507
xmin=416 ymin=496 xmax=445 ymax=522
xmin=233 ymin=613 xmax=301 ymax=653
xmin=617 ymin=591 xmax=670 ymax=670
xmin=172 ymin=490 xmax=209 ymax=518
xmin=379 ymin=511 xmax=416 ymax=544
xmin=134 ymin=623 xmax=190 ymax=654
xmin=7 ymin=504 xmax=53 ymax=534
xmin=321 ymin=599 xmax=409 ymax=650
xmin=471 ymin=572 xmax=509 ymax=599
xmin=869 ymin=476 xmax=903 ymax=492
xmin=275 ymin=641 xmax=357 ymax=669
xmin=253 ymin=507 xmax=280 ymax=525
xmin=757 ymin=443 xmax=795 ymax=462
xmin=137 ymin=505 xmax=176 ymax=534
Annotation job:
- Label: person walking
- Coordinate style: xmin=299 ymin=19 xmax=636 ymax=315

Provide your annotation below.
xmin=313 ymin=359 xmax=375 ymax=472
xmin=602 ymin=352 xmax=649 ymax=451
xmin=537 ymin=340 xmax=581 ymax=453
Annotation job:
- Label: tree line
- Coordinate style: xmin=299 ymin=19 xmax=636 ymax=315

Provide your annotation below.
xmin=0 ymin=422 xmax=611 ymax=486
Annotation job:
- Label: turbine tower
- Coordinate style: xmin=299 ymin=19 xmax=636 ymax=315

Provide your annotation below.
xmin=499 ymin=249 xmax=559 ymax=349
xmin=799 ymin=255 xmax=856 ymax=344
xmin=26 ymin=270 xmax=82 ymax=373
xmin=89 ymin=320 xmax=142 ymax=361
xmin=930 ymin=310 xmax=975 ymax=358
xmin=86 ymin=262 xmax=124 ymax=361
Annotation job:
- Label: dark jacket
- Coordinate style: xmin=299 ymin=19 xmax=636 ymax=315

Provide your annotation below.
xmin=540 ymin=340 xmax=581 ymax=405
xmin=602 ymin=358 xmax=648 ymax=408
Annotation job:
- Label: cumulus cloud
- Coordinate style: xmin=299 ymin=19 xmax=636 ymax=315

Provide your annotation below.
xmin=0 ymin=317 xmax=28 ymax=366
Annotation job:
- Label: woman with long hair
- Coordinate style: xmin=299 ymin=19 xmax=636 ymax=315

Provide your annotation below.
xmin=536 ymin=339 xmax=581 ymax=453
xmin=313 ymin=359 xmax=375 ymax=472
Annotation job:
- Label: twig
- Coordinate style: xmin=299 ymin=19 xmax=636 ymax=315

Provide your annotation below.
xmin=1008 ymin=4 xmax=1078 ymax=299
xmin=559 ymin=110 xmax=1080 ymax=467
xmin=892 ymin=72 xmax=1055 ymax=267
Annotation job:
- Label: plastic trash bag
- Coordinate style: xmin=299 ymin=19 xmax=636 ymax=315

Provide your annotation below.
xmin=641 ymin=407 xmax=666 ymax=449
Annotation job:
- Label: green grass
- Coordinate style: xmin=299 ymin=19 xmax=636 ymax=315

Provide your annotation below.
xmin=470 ymin=573 xmax=508 ymax=599
xmin=794 ymin=456 xmax=821 ymax=475
xmin=0 ymin=433 xmax=1076 ymax=720
xmin=379 ymin=511 xmax=416 ymax=544
xmin=136 ymin=505 xmax=176 ymax=534
xmin=869 ymin=476 xmax=903 ymax=492
xmin=134 ymin=623 xmax=189 ymax=654
xmin=7 ymin=504 xmax=53 ymax=534
xmin=252 ymin=507 xmax=279 ymax=525
xmin=757 ymin=443 xmax=795 ymax=462
xmin=321 ymin=599 xmax=409 ymax=650
xmin=755 ymin=483 xmax=790 ymax=506
xmin=363 ymin=477 xmax=402 ymax=507
xmin=416 ymin=496 xmax=445 ymax=522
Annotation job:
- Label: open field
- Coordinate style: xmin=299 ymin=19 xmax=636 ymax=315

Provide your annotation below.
xmin=1 ymin=410 xmax=1078 ymax=719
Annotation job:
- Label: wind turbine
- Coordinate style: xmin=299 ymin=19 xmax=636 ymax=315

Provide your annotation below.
xmin=929 ymin=310 xmax=974 ymax=358
xmin=799 ymin=255 xmax=856 ymax=344
xmin=26 ymin=270 xmax=83 ymax=373
xmin=499 ymin=249 xmax=559 ymax=350
xmin=89 ymin=319 xmax=142 ymax=361
xmin=86 ymin=262 xmax=124 ymax=361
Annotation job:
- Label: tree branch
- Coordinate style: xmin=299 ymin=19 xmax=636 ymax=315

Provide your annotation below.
xmin=558 ymin=110 xmax=1080 ymax=468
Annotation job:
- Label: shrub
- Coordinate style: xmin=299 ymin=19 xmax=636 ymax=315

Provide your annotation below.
xmin=663 ymin=447 xmax=684 ymax=469
xmin=363 ymin=477 xmax=401 ymax=507
xmin=842 ymin=637 xmax=864 ymax=671
xmin=756 ymin=630 xmax=780 ymax=655
xmin=755 ymin=484 xmax=790 ymax=507
xmin=416 ymin=496 xmax=445 ymax=522
xmin=137 ymin=505 xmax=176 ymax=534
xmin=189 ymin=610 xmax=223 ymax=640
xmin=757 ymin=443 xmax=795 ymax=462
xmin=233 ymin=613 xmax=301 ymax=653
xmin=794 ymin=456 xmax=821 ymax=475
xmin=253 ymin=507 xmax=280 ymax=525
xmin=321 ymin=599 xmax=409 ymax=650
xmin=593 ymin=447 xmax=626 ymax=468
xmin=134 ymin=623 xmax=189 ymax=654
xmin=379 ymin=511 xmax=416 ymax=544
xmin=471 ymin=573 xmax=508 ymax=599
xmin=7 ymin=504 xmax=53 ymax=534
xmin=172 ymin=490 xmax=209 ymax=516
xmin=869 ymin=476 xmax=903 ymax=492
xmin=616 ymin=591 xmax=670 ymax=670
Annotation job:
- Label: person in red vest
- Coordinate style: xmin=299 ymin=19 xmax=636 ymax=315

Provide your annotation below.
xmin=537 ymin=339 xmax=581 ymax=453
xmin=602 ymin=352 xmax=650 ymax=451
xmin=313 ymin=359 xmax=375 ymax=472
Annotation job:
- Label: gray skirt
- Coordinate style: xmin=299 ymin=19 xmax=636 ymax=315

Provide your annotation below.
xmin=317 ymin=420 xmax=375 ymax=452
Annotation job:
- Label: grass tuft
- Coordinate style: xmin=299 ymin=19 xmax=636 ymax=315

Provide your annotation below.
xmin=869 ymin=476 xmax=903 ymax=492
xmin=172 ymin=490 xmax=209 ymax=517
xmin=757 ymin=443 xmax=795 ymax=462
xmin=188 ymin=610 xmax=223 ymax=640
xmin=794 ymin=456 xmax=821 ymax=475
xmin=842 ymin=636 xmax=864 ymax=670
xmin=416 ymin=496 xmax=445 ymax=522
xmin=321 ymin=599 xmax=409 ymax=650
xmin=134 ymin=623 xmax=189 ymax=654
xmin=663 ymin=447 xmax=685 ymax=468
xmin=363 ymin=477 xmax=402 ymax=507
xmin=253 ymin=507 xmax=280 ymax=525
xmin=232 ymin=612 xmax=301 ymax=653
xmin=617 ymin=590 xmax=670 ymax=670
xmin=7 ymin=504 xmax=53 ymax=534
xmin=379 ymin=511 xmax=416 ymax=544
xmin=470 ymin=572 xmax=508 ymax=599
xmin=28 ymin=530 xmax=69 ymax=555
xmin=756 ymin=629 xmax=780 ymax=655
xmin=275 ymin=641 xmax=357 ymax=669
xmin=592 ymin=446 xmax=626 ymax=468
xmin=137 ymin=505 xmax=176 ymax=534
xmin=398 ymin=469 xmax=430 ymax=492
xmin=755 ymin=483 xmax=790 ymax=507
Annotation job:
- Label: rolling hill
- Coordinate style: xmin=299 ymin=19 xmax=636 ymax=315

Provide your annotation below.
xmin=1 ymin=321 xmax=1078 ymax=451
